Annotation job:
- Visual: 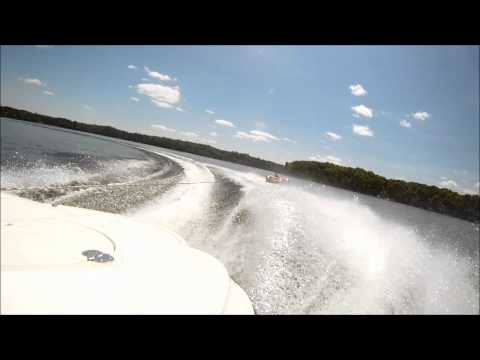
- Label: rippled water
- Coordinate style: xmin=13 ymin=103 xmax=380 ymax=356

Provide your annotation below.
xmin=2 ymin=118 xmax=478 ymax=314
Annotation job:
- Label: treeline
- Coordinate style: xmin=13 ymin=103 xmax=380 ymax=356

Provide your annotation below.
xmin=286 ymin=161 xmax=479 ymax=223
xmin=2 ymin=105 xmax=478 ymax=223
xmin=0 ymin=106 xmax=285 ymax=173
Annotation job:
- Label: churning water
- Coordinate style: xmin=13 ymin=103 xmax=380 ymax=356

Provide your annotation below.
xmin=2 ymin=118 xmax=478 ymax=314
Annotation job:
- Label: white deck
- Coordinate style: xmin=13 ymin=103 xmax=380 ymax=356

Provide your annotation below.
xmin=1 ymin=192 xmax=254 ymax=314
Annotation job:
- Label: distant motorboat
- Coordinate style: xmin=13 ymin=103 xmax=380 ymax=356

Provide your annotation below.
xmin=266 ymin=174 xmax=289 ymax=184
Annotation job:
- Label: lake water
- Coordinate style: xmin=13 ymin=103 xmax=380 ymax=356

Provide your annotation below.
xmin=1 ymin=117 xmax=478 ymax=314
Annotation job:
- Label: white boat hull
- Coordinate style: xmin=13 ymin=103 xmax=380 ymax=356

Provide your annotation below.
xmin=1 ymin=192 xmax=254 ymax=314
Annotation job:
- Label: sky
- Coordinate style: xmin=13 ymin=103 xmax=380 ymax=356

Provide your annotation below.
xmin=1 ymin=45 xmax=479 ymax=194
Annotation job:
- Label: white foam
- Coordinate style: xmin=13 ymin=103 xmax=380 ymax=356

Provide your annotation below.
xmin=24 ymin=143 xmax=474 ymax=314
xmin=127 ymin=151 xmax=215 ymax=239
xmin=258 ymin=188 xmax=478 ymax=314
xmin=171 ymin=163 xmax=479 ymax=314
xmin=206 ymin=164 xmax=266 ymax=190
xmin=0 ymin=158 xmax=160 ymax=190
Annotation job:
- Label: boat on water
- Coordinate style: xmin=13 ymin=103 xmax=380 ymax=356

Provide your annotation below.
xmin=0 ymin=192 xmax=254 ymax=314
xmin=266 ymin=174 xmax=289 ymax=184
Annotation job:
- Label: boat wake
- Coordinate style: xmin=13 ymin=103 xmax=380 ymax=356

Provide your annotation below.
xmin=1 ymin=149 xmax=183 ymax=212
xmin=126 ymin=150 xmax=480 ymax=314
xmin=3 ymin=143 xmax=478 ymax=314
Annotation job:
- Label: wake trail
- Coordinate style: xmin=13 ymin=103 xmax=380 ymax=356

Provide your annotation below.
xmin=127 ymin=151 xmax=216 ymax=241
xmin=173 ymin=163 xmax=479 ymax=314
xmin=88 ymin=147 xmax=479 ymax=315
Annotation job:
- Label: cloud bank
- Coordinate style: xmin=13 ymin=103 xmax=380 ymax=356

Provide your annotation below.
xmin=136 ymin=83 xmax=181 ymax=108
xmin=352 ymin=105 xmax=373 ymax=118
xmin=353 ymin=124 xmax=374 ymax=137
xmin=412 ymin=111 xmax=431 ymax=121
xmin=144 ymin=66 xmax=174 ymax=82
xmin=350 ymin=84 xmax=367 ymax=96
xmin=309 ymin=154 xmax=343 ymax=165
xmin=326 ymin=131 xmax=342 ymax=141
xmin=215 ymin=119 xmax=235 ymax=128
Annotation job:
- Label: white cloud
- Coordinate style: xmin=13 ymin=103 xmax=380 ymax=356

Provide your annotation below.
xmin=234 ymin=130 xmax=280 ymax=143
xmin=181 ymin=131 xmax=199 ymax=139
xmin=352 ymin=105 xmax=373 ymax=118
xmin=128 ymin=65 xmax=137 ymax=69
xmin=21 ymin=78 xmax=43 ymax=86
xmin=142 ymin=78 xmax=150 ymax=81
xmin=152 ymin=124 xmax=176 ymax=132
xmin=283 ymin=137 xmax=297 ymax=144
xmin=326 ymin=131 xmax=342 ymax=141
xmin=83 ymin=105 xmax=92 ymax=110
xmin=439 ymin=179 xmax=458 ymax=190
xmin=234 ymin=131 xmax=269 ymax=142
xmin=349 ymin=84 xmax=367 ymax=96
xmin=399 ymin=119 xmax=411 ymax=128
xmin=43 ymin=90 xmax=54 ymax=96
xmin=250 ymin=130 xmax=279 ymax=141
xmin=308 ymin=154 xmax=343 ymax=165
xmin=412 ymin=111 xmax=431 ymax=121
xmin=324 ymin=155 xmax=343 ymax=165
xmin=205 ymin=109 xmax=215 ymax=114
xmin=215 ymin=119 xmax=235 ymax=128
xmin=152 ymin=100 xmax=173 ymax=108
xmin=439 ymin=180 xmax=480 ymax=194
xmin=176 ymin=107 xmax=184 ymax=112
xmin=144 ymin=66 xmax=174 ymax=82
xmin=353 ymin=124 xmax=374 ymax=137
xmin=210 ymin=132 xmax=218 ymax=137
xmin=130 ymin=97 xmax=139 ymax=102
xmin=137 ymin=83 xmax=181 ymax=108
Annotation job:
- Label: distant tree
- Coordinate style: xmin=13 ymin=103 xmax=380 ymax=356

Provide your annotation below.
xmin=285 ymin=161 xmax=479 ymax=223
xmin=2 ymin=105 xmax=478 ymax=223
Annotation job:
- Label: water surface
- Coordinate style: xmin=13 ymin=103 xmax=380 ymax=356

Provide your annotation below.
xmin=2 ymin=118 xmax=478 ymax=314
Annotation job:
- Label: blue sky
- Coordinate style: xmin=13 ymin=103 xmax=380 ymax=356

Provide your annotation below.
xmin=1 ymin=45 xmax=479 ymax=194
